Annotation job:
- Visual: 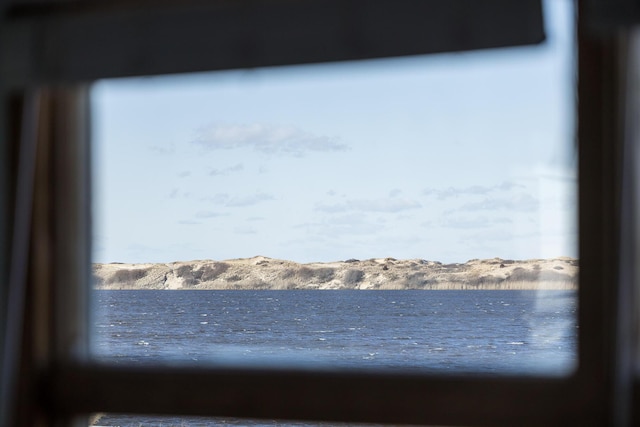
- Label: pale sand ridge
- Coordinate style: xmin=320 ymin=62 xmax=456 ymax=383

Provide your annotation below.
xmin=93 ymin=257 xmax=578 ymax=290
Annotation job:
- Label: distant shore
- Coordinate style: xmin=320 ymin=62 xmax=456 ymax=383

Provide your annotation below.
xmin=93 ymin=256 xmax=578 ymax=290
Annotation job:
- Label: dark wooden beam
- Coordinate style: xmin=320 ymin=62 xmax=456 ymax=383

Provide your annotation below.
xmin=0 ymin=0 xmax=544 ymax=85
xmin=46 ymin=363 xmax=589 ymax=427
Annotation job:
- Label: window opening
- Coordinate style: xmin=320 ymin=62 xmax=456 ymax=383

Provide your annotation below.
xmin=90 ymin=1 xmax=576 ymax=424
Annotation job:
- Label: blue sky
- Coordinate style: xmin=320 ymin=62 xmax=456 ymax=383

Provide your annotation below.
xmin=92 ymin=0 xmax=576 ymax=264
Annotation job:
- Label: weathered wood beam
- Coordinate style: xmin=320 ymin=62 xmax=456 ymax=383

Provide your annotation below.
xmin=1 ymin=0 xmax=544 ymax=85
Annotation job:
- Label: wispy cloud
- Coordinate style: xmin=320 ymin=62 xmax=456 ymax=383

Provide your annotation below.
xmin=459 ymin=229 xmax=539 ymax=245
xmin=326 ymin=213 xmax=368 ymax=225
xmin=234 ymin=226 xmax=257 ymax=235
xmin=203 ymin=193 xmax=230 ymax=204
xmin=441 ymin=215 xmax=513 ymax=229
xmin=227 ymin=193 xmax=275 ymax=207
xmin=205 ymin=192 xmax=275 ymax=207
xmin=350 ymin=199 xmax=421 ymax=213
xmin=195 ymin=211 xmax=224 ymax=219
xmin=315 ymin=202 xmax=348 ymax=213
xmin=149 ymin=143 xmax=176 ymax=155
xmin=193 ymin=123 xmax=348 ymax=156
xmin=294 ymin=219 xmax=379 ymax=237
xmin=168 ymin=188 xmax=191 ymax=199
xmin=209 ymin=163 xmax=244 ymax=176
xmin=389 ymin=189 xmax=402 ymax=198
xmin=423 ymin=181 xmax=522 ymax=200
xmin=316 ymin=198 xmax=421 ymax=214
xmin=456 ymin=194 xmax=539 ymax=212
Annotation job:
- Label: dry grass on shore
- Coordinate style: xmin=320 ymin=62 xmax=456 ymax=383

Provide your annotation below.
xmin=93 ymin=257 xmax=578 ymax=291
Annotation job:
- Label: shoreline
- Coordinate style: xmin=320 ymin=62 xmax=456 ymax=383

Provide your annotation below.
xmin=93 ymin=256 xmax=578 ymax=291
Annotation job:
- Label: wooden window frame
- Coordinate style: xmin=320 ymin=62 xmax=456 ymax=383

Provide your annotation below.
xmin=1 ymin=1 xmax=638 ymax=426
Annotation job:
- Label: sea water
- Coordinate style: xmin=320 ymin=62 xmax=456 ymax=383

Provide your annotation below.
xmin=91 ymin=290 xmax=577 ymax=426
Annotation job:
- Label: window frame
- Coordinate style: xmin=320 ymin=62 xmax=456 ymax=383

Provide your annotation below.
xmin=1 ymin=1 xmax=637 ymax=426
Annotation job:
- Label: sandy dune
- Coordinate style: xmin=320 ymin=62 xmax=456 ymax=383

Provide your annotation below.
xmin=93 ymin=256 xmax=578 ymax=290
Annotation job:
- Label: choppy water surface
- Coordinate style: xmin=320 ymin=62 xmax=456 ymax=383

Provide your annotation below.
xmin=91 ymin=290 xmax=576 ymax=426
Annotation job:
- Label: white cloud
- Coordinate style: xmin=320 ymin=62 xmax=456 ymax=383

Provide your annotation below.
xmin=168 ymin=188 xmax=191 ymax=200
xmin=209 ymin=163 xmax=244 ymax=176
xmin=226 ymin=193 xmax=274 ymax=207
xmin=456 ymin=194 xmax=539 ymax=212
xmin=203 ymin=192 xmax=274 ymax=207
xmin=192 ymin=123 xmax=348 ymax=156
xmin=441 ymin=215 xmax=513 ymax=229
xmin=204 ymin=193 xmax=230 ymax=204
xmin=316 ymin=198 xmax=421 ymax=214
xmin=294 ymin=220 xmax=379 ymax=237
xmin=315 ymin=202 xmax=348 ymax=213
xmin=327 ymin=213 xmax=367 ymax=225
xmin=350 ymin=199 xmax=421 ymax=213
xmin=234 ymin=226 xmax=257 ymax=235
xmin=423 ymin=181 xmax=523 ymax=200
xmin=195 ymin=211 xmax=223 ymax=219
